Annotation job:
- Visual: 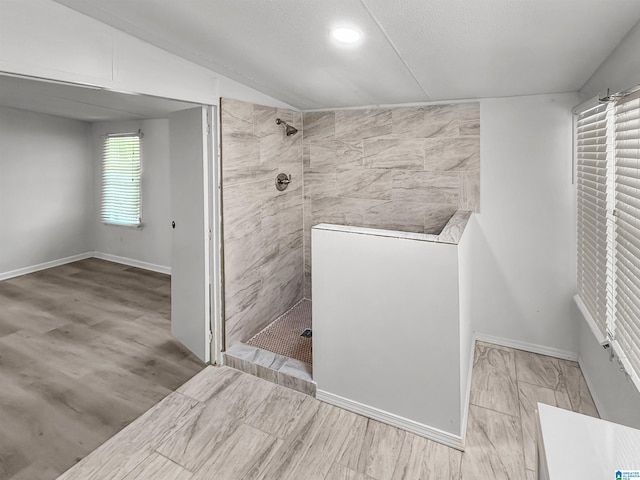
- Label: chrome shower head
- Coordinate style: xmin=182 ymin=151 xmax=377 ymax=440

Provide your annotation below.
xmin=285 ymin=124 xmax=298 ymax=136
xmin=275 ymin=118 xmax=298 ymax=136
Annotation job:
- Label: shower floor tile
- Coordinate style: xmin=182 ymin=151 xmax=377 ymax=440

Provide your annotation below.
xmin=246 ymin=299 xmax=312 ymax=365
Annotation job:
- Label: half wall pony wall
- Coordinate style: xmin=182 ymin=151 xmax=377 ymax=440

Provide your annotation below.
xmin=220 ymin=98 xmax=480 ymax=348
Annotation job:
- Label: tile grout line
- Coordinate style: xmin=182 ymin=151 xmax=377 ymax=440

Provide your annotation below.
xmin=515 ymin=378 xmax=568 ymax=392
xmin=468 ymin=401 xmax=522 ymax=421
xmin=152 ymin=450 xmax=195 ymax=474
xmin=174 ymin=389 xmax=208 ymax=406
xmin=514 ymin=350 xmax=570 ymax=394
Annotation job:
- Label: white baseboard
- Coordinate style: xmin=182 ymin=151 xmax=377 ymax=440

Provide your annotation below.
xmin=0 ymin=252 xmax=171 ymax=281
xmin=92 ymin=252 xmax=171 ymax=275
xmin=0 ymin=252 xmax=93 ymax=281
xmin=316 ymin=390 xmax=464 ymax=451
xmin=474 ymin=333 xmax=578 ymax=361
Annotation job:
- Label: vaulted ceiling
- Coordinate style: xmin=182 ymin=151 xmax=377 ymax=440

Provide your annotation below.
xmin=54 ymin=0 xmax=640 ymax=110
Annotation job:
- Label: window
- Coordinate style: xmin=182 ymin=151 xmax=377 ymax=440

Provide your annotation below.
xmin=101 ymin=133 xmax=142 ymax=227
xmin=612 ymin=91 xmax=640 ymax=387
xmin=575 ymin=88 xmax=640 ymax=392
xmin=576 ymin=103 xmax=610 ymax=339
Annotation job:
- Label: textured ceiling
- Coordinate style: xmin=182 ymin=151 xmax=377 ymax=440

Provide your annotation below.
xmin=0 ymin=75 xmax=199 ymax=122
xmin=54 ymin=0 xmax=640 ymax=109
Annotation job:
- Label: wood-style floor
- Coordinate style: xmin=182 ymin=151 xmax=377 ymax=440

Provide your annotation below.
xmin=0 ymin=258 xmax=205 ymax=480
xmin=56 ymin=341 xmax=599 ymax=480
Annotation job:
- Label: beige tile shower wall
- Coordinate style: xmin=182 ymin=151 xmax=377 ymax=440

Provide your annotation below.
xmin=221 ymin=98 xmax=304 ymax=347
xmin=302 ymin=103 xmax=480 ymax=298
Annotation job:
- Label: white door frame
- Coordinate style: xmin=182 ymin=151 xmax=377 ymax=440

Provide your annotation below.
xmin=207 ymin=104 xmax=224 ymax=365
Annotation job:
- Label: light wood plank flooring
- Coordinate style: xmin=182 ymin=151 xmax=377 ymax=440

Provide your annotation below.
xmin=0 ymin=259 xmax=205 ymax=480
xmin=56 ymin=341 xmax=599 ymax=480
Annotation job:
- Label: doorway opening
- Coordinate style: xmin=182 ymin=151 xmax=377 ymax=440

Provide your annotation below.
xmin=0 ymin=73 xmax=220 ymax=480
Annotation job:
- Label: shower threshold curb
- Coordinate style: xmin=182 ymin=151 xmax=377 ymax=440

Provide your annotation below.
xmin=223 ymin=343 xmax=315 ymax=397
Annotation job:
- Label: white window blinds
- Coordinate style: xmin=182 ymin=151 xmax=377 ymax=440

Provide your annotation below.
xmin=101 ymin=133 xmax=142 ymax=227
xmin=576 ymin=103 xmax=610 ymax=338
xmin=613 ymin=90 xmax=640 ymax=388
xmin=576 ymin=88 xmax=640 ymax=392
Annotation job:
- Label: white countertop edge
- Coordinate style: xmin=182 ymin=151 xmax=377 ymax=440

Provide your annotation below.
xmin=537 ymin=403 xmax=640 ymax=477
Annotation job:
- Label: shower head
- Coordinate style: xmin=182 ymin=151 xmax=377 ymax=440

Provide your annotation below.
xmin=275 ymin=118 xmax=298 ymax=136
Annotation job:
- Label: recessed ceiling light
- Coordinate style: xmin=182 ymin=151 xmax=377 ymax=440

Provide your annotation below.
xmin=330 ymin=27 xmax=361 ymax=44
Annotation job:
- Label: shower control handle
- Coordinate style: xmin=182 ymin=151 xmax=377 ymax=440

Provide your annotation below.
xmin=275 ymin=173 xmax=291 ymax=191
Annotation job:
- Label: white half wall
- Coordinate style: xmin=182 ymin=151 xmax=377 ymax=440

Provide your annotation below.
xmin=0 ymin=106 xmax=92 ymax=275
xmin=91 ymin=119 xmax=172 ymax=270
xmin=469 ymin=93 xmax=581 ymax=355
xmin=312 ymin=225 xmax=463 ymax=444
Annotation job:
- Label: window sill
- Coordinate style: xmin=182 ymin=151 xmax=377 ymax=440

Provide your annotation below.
xmin=102 ymin=222 xmax=143 ymax=229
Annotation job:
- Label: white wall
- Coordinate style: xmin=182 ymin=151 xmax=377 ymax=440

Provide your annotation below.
xmin=0 ymin=107 xmax=92 ymax=276
xmin=471 ymin=93 xmax=580 ymax=356
xmin=91 ymin=119 xmax=172 ymax=271
xmin=580 ymin=21 xmax=640 ymax=100
xmin=0 ymin=0 xmax=293 ymax=109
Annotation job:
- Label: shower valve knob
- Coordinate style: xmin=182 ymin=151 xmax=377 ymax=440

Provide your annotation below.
xmin=276 ymin=173 xmax=291 ymax=191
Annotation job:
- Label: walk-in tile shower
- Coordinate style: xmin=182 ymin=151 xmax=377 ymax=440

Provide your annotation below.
xmin=220 ymin=97 xmax=480 ymax=392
